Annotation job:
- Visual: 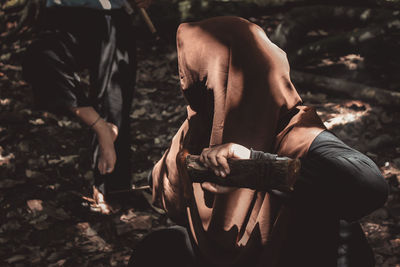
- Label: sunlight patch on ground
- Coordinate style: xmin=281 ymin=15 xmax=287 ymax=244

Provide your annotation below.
xmin=307 ymin=29 xmax=329 ymax=36
xmin=0 ymin=146 xmax=14 ymax=166
xmin=381 ymin=161 xmax=400 ymax=181
xmin=0 ymin=98 xmax=11 ymax=106
xmin=316 ymin=100 xmax=370 ymax=130
xmin=315 ymin=54 xmax=364 ymax=70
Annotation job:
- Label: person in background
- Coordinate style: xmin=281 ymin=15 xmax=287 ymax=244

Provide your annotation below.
xmin=22 ymin=0 xmax=152 ymax=214
xmin=129 ymin=16 xmax=388 ymax=266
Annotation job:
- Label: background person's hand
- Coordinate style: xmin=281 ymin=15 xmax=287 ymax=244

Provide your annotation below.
xmin=96 ymin=122 xmax=118 ymax=175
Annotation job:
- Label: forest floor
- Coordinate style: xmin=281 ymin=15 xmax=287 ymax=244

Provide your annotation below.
xmin=0 ymin=14 xmax=400 ymax=267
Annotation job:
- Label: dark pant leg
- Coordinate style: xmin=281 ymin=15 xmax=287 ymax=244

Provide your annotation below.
xmin=22 ymin=29 xmax=90 ymax=114
xmin=128 ymin=226 xmax=197 ymax=267
xmin=337 ymin=220 xmax=375 ymax=267
xmin=22 ymin=7 xmax=111 ymax=113
xmin=274 ymin=130 xmax=388 ymax=266
xmin=90 ymin=10 xmax=137 ymax=194
xmin=293 ymin=130 xmax=388 ymax=267
xmin=299 ymin=130 xmax=388 ymax=221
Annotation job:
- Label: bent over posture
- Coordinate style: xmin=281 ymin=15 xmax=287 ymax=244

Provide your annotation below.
xmin=129 ymin=16 xmax=388 ymax=267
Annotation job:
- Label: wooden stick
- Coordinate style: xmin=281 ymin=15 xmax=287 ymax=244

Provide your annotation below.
xmin=139 ymin=8 xmax=157 ymax=35
xmin=185 ymin=155 xmax=300 ymax=192
xmin=107 ymin=185 xmax=151 ymax=195
xmin=123 ymin=2 xmax=159 ymax=39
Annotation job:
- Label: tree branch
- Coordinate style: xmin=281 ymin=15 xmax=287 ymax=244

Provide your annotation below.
xmin=291 ymin=70 xmax=400 ymax=107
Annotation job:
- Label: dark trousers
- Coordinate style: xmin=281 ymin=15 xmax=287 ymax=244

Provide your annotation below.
xmin=129 ymin=131 xmax=388 ymax=267
xmin=22 ymin=7 xmax=137 ymax=194
xmin=280 ymin=130 xmax=387 ymax=267
xmin=128 ymin=226 xmax=199 ymax=267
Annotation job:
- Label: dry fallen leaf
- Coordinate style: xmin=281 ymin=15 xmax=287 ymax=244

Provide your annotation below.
xmin=0 ymin=152 xmax=14 ymax=166
xmin=5 ymin=254 xmax=26 ymax=264
xmin=27 ymin=199 xmax=43 ymax=212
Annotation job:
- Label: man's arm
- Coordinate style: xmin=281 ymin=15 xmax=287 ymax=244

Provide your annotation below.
xmin=199 ymin=131 xmax=389 ymax=221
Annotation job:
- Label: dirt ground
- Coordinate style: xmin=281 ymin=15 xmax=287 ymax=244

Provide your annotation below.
xmin=0 ymin=14 xmax=399 ymax=267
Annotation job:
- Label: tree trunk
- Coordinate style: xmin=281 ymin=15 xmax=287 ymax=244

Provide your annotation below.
xmin=291 ymin=70 xmax=400 ymax=107
xmin=291 ymin=19 xmax=400 ymax=63
xmin=271 ymin=5 xmax=397 ymax=51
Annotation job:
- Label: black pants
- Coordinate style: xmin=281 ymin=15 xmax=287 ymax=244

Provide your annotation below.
xmin=278 ymin=130 xmax=388 ymax=267
xmin=129 ymin=130 xmax=388 ymax=267
xmin=22 ymin=7 xmax=137 ymax=194
xmin=128 ymin=225 xmax=198 ymax=267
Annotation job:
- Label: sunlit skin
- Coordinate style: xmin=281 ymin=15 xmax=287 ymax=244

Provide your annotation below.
xmin=199 ymin=143 xmax=251 ymax=194
xmin=70 ymin=107 xmax=118 ymax=175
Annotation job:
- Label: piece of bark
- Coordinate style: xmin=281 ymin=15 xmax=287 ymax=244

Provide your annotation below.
xmin=291 ymin=70 xmax=400 ymax=107
xmin=185 ymin=155 xmax=300 ymax=192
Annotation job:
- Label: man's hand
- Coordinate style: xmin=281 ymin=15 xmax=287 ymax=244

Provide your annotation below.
xmin=200 ymin=143 xmax=250 ymax=194
xmin=200 ymin=143 xmax=251 ymax=176
xmin=134 ymin=0 xmax=152 ymax=9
